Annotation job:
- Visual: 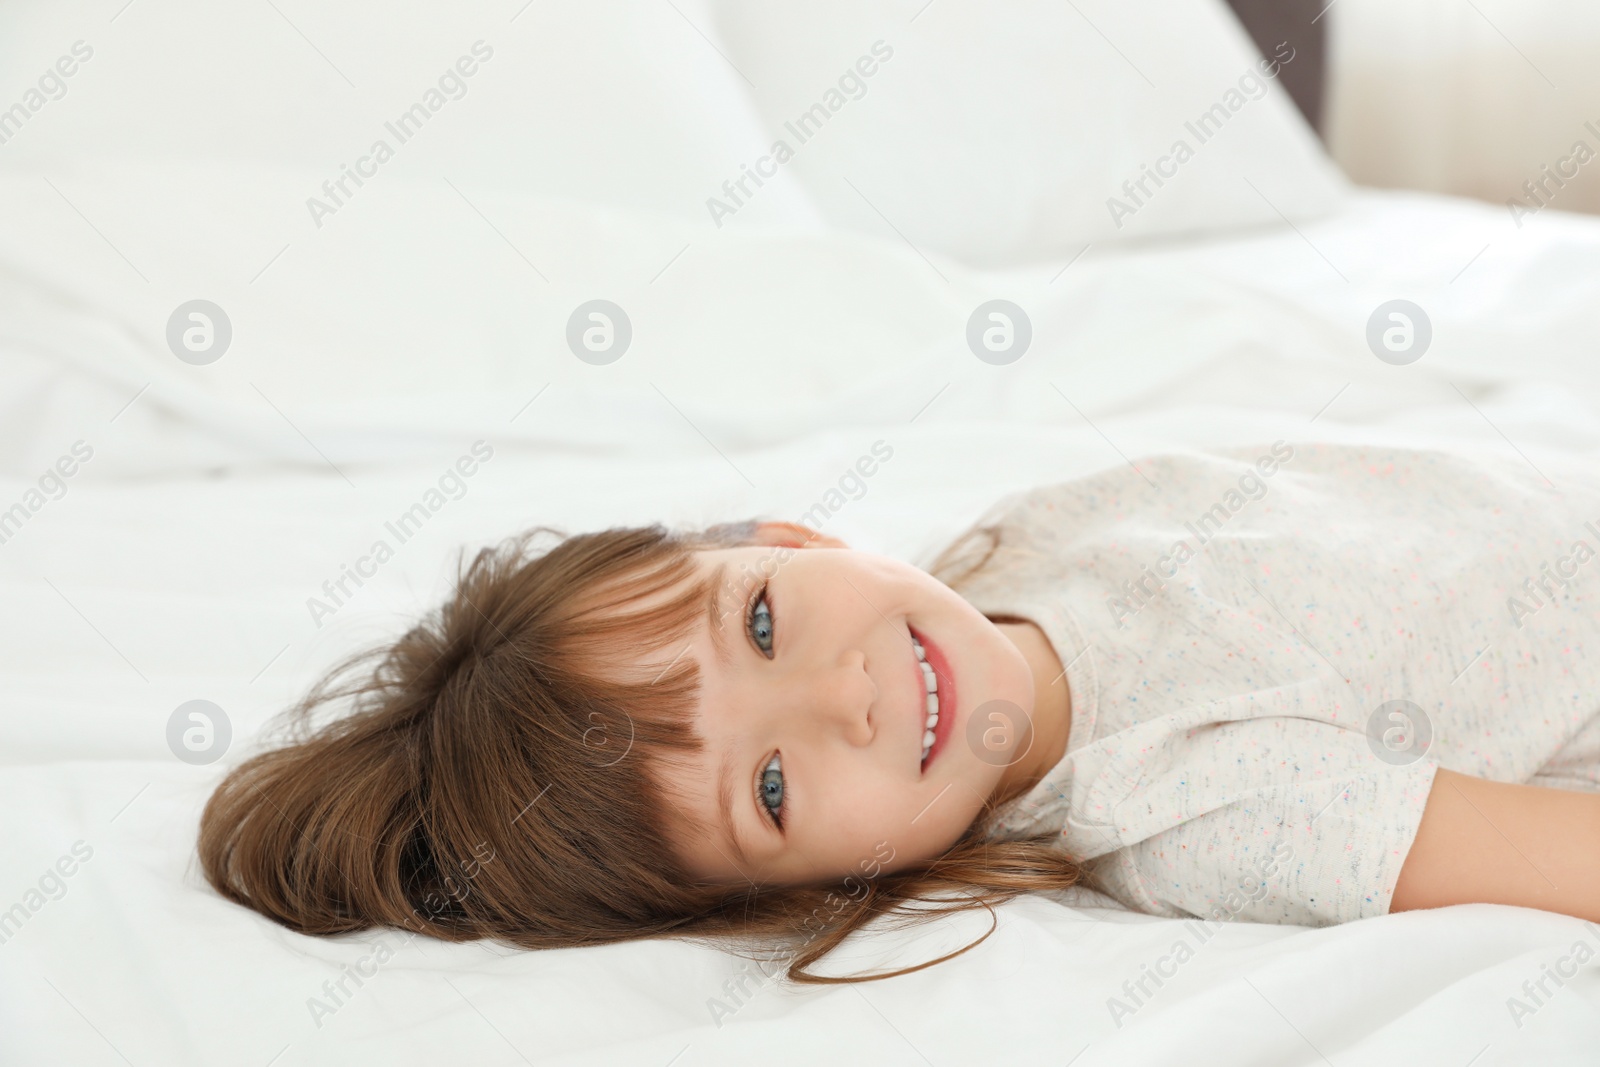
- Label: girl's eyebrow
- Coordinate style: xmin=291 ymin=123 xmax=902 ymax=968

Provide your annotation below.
xmin=705 ymin=560 xmax=733 ymax=668
xmin=714 ymin=745 xmax=756 ymax=871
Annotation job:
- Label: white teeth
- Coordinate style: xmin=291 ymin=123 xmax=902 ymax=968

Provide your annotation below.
xmin=913 ymin=633 xmax=941 ymax=766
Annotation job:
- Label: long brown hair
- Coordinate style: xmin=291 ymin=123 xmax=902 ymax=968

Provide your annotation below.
xmin=198 ymin=518 xmax=1086 ymax=983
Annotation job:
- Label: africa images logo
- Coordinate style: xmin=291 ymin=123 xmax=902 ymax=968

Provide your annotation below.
xmin=1105 ymin=42 xmax=1296 ymax=230
xmin=304 ymin=42 xmax=494 ymax=229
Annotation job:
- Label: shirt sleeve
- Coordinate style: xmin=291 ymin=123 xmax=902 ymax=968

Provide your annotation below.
xmin=1082 ymin=715 xmax=1440 ymax=927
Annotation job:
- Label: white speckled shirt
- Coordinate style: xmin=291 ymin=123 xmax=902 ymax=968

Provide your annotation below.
xmin=955 ymin=442 xmax=1600 ymax=926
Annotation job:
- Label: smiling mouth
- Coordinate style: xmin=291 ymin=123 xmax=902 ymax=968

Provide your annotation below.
xmin=909 ymin=627 xmax=954 ymax=774
xmin=911 ymin=633 xmax=940 ymax=763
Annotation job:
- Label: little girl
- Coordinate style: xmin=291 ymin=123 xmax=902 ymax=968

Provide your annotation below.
xmin=200 ymin=441 xmax=1600 ymax=983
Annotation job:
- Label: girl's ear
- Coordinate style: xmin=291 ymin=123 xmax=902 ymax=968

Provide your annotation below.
xmin=749 ymin=520 xmax=848 ymax=550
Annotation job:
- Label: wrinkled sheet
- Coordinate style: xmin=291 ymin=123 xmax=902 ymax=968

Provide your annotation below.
xmin=4 ymin=182 xmax=1600 ymax=1064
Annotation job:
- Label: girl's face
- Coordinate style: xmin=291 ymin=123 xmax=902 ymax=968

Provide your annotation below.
xmin=654 ymin=524 xmax=1046 ymax=889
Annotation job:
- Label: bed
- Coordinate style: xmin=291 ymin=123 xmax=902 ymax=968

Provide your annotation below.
xmin=4 ymin=1 xmax=1600 ymax=1064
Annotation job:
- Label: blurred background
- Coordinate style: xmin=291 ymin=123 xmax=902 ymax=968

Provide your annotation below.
xmin=1222 ymin=0 xmax=1600 ymax=217
xmin=1325 ymin=0 xmax=1600 ymax=216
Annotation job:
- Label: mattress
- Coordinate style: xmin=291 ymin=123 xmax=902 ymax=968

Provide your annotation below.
xmin=4 ymin=180 xmax=1600 ymax=1063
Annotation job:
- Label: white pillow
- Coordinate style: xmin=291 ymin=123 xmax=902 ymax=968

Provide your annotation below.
xmin=0 ymin=0 xmax=821 ymax=229
xmin=708 ymin=0 xmax=1350 ymax=264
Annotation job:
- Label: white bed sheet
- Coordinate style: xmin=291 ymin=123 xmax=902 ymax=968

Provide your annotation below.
xmin=5 ymin=183 xmax=1600 ymax=1064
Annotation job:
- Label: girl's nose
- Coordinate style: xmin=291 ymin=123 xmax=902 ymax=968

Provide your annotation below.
xmin=801 ymin=648 xmax=875 ymax=746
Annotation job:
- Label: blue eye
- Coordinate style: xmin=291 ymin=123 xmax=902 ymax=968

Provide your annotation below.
xmin=758 ymin=753 xmax=785 ymax=828
xmin=747 ymin=583 xmax=774 ymax=656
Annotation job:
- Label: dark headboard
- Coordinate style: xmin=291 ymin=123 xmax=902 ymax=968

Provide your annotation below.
xmin=1222 ymin=0 xmax=1328 ymax=136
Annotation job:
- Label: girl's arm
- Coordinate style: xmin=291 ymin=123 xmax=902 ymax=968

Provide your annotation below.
xmin=1390 ymin=768 xmax=1600 ymax=922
